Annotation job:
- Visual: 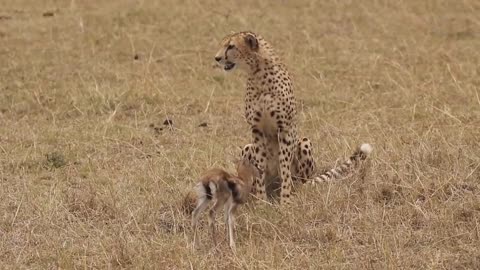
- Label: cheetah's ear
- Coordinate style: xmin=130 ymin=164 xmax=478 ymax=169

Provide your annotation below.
xmin=244 ymin=33 xmax=258 ymax=51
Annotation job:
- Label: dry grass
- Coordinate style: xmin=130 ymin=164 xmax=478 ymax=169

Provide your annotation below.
xmin=1 ymin=0 xmax=479 ymax=269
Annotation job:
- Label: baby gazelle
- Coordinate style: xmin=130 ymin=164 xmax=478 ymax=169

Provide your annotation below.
xmin=191 ymin=158 xmax=260 ymax=250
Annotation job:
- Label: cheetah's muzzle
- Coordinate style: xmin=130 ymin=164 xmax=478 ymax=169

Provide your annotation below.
xmin=224 ymin=62 xmax=235 ymax=71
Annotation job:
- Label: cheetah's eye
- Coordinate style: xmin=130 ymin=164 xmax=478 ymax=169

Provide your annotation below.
xmin=227 ymin=44 xmax=235 ymax=50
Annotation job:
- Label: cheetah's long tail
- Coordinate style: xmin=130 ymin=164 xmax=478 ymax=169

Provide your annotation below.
xmin=312 ymin=143 xmax=373 ymax=184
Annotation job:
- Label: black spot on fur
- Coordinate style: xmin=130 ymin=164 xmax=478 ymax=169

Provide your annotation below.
xmin=203 ymin=183 xmax=213 ymax=200
xmin=227 ymin=180 xmax=241 ymax=203
xmin=282 ymin=138 xmax=291 ymax=145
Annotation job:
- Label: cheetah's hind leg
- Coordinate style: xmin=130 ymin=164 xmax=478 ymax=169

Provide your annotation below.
xmin=292 ymin=137 xmax=316 ymax=184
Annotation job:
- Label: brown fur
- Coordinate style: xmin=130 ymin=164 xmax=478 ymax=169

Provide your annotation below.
xmin=190 ymin=159 xmax=260 ymax=250
xmin=214 ymin=31 xmax=316 ymax=204
xmin=214 ymin=31 xmax=373 ymax=204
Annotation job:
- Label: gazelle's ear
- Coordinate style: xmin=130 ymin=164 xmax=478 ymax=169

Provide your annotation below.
xmin=232 ymin=158 xmax=242 ymax=168
xmin=241 ymin=157 xmax=252 ymax=166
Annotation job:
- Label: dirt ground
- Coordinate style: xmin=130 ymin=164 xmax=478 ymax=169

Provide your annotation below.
xmin=0 ymin=0 xmax=479 ymax=269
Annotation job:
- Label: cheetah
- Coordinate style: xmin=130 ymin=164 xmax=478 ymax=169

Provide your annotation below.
xmin=214 ymin=31 xmax=372 ymax=204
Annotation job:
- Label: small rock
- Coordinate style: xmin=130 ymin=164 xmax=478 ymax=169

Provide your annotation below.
xmin=42 ymin=11 xmax=54 ymax=17
xmin=163 ymin=119 xmax=173 ymax=126
xmin=198 ymin=122 xmax=208 ymax=127
xmin=134 ymin=54 xmax=139 ymax=60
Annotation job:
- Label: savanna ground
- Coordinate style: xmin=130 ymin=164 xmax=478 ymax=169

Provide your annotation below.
xmin=1 ymin=0 xmax=479 ymax=269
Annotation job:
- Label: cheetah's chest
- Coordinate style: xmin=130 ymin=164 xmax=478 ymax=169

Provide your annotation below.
xmin=245 ymin=93 xmax=279 ymax=138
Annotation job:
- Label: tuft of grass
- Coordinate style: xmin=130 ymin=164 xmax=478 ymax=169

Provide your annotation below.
xmin=44 ymin=151 xmax=67 ymax=169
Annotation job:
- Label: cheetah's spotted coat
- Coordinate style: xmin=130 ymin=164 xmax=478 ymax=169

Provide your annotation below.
xmin=214 ymin=31 xmax=372 ymax=204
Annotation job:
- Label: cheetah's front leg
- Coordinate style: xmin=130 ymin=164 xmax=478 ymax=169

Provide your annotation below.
xmin=251 ymin=126 xmax=268 ymax=201
xmin=241 ymin=143 xmax=257 ymax=192
xmin=278 ymin=129 xmax=295 ymax=204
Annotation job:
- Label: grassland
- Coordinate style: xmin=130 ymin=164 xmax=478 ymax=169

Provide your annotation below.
xmin=1 ymin=0 xmax=479 ymax=269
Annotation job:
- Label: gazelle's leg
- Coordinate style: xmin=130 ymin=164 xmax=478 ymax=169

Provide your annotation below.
xmin=208 ymin=199 xmax=222 ymax=247
xmin=227 ymin=199 xmax=238 ymax=251
xmin=191 ymin=198 xmax=210 ymax=249
xmin=224 ymin=203 xmax=229 ymax=235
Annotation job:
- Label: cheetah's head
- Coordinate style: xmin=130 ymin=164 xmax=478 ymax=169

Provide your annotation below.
xmin=214 ymin=31 xmax=259 ymax=72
